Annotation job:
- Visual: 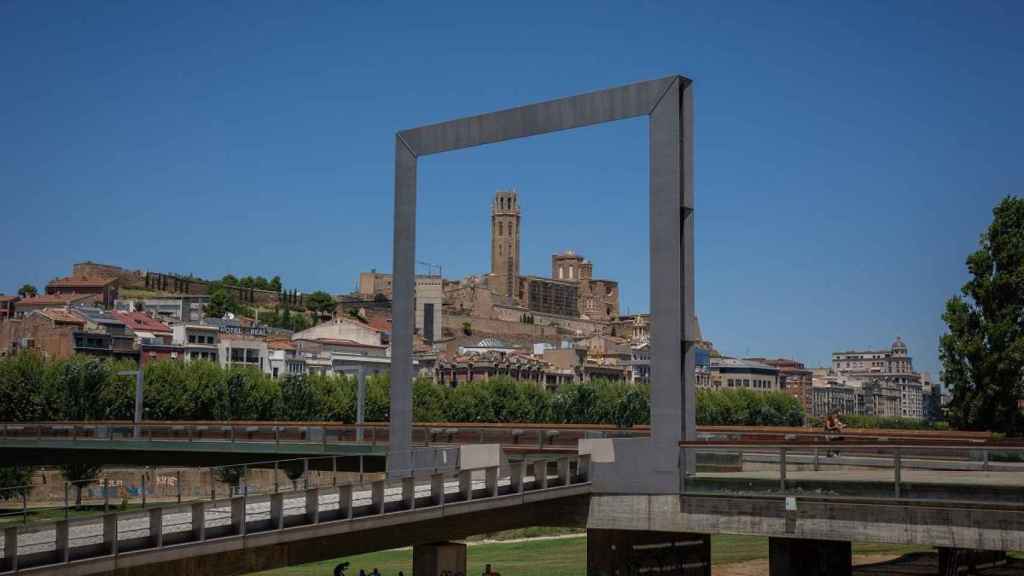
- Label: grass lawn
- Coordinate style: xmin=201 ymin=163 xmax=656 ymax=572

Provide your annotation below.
xmin=254 ymin=534 xmax=935 ymax=576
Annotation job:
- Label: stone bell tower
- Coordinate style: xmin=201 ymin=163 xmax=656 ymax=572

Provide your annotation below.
xmin=490 ymin=190 xmax=521 ymax=300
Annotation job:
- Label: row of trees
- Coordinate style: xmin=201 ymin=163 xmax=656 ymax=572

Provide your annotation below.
xmin=219 ymin=274 xmax=282 ymax=292
xmin=0 ymin=353 xmax=805 ymax=427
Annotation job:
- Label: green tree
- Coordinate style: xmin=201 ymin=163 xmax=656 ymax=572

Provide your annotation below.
xmin=214 ymin=465 xmax=246 ymax=492
xmin=0 ymin=351 xmax=47 ymax=421
xmin=60 ymin=463 xmax=103 ymax=509
xmin=279 ymin=375 xmax=320 ymax=420
xmin=17 ymin=284 xmax=37 ymax=298
xmin=941 ymin=196 xmax=1024 ymax=435
xmin=306 ymin=291 xmax=336 ymax=318
xmin=270 ymin=276 xmax=283 ymax=292
xmin=0 ymin=466 xmax=35 ymax=500
xmin=205 ymin=285 xmax=238 ymax=319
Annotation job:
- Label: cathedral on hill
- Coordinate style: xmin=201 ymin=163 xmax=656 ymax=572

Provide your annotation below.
xmin=485 ymin=190 xmax=620 ymax=321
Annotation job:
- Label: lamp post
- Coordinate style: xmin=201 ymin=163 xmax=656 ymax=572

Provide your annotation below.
xmin=356 ymin=366 xmax=366 ymax=442
xmin=117 ymin=363 xmax=143 ymax=438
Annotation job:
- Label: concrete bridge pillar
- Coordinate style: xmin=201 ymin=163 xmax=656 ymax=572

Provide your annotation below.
xmin=413 ymin=542 xmax=466 ymax=576
xmin=270 ymin=493 xmax=284 ymax=529
xmin=587 ymin=529 xmax=710 ymax=576
xmin=338 ymin=484 xmax=353 ymax=519
xmin=4 ymin=525 xmax=18 ymax=571
xmin=191 ymin=501 xmax=206 ymax=541
xmin=103 ymin=513 xmax=118 ymax=555
xmin=510 ymin=460 xmax=525 ymax=493
xmin=768 ymin=537 xmax=851 ymax=576
xmin=305 ymin=488 xmax=320 ymax=524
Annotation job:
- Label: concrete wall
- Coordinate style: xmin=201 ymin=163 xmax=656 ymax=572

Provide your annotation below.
xmin=588 ymin=494 xmax=1024 ymax=552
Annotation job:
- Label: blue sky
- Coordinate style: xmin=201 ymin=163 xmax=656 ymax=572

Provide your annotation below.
xmin=2 ymin=2 xmax=1022 ymax=377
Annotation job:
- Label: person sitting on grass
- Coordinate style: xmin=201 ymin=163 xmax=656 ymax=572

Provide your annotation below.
xmin=483 ymin=563 xmax=500 ymax=576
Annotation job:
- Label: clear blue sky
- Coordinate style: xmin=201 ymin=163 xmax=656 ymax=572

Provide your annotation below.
xmin=2 ymin=2 xmax=1022 ymax=377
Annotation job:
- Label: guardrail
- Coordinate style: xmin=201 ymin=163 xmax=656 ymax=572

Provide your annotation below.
xmin=0 ymin=452 xmax=591 ymax=573
xmin=0 ymin=447 xmax=460 ymax=527
xmin=680 ymin=440 xmax=1024 ymax=505
xmin=0 ymin=421 xmax=999 ymax=454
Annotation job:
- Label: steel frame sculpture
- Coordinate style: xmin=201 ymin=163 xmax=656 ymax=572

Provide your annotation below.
xmin=391 ymin=76 xmax=694 ymax=491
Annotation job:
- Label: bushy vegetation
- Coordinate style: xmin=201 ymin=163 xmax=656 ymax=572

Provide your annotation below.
xmin=697 ymin=388 xmax=805 ymax=427
xmin=0 ymin=352 xmax=807 ymax=427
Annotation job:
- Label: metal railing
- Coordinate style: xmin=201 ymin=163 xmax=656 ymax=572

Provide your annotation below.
xmin=0 ymin=421 xmax=999 ymax=454
xmin=0 ymin=452 xmax=590 ymax=574
xmin=680 ymin=440 xmax=1024 ymax=505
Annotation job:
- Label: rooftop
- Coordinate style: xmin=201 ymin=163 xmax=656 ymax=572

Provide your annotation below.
xmin=111 ymin=311 xmax=172 ymax=334
xmin=16 ymin=293 xmax=95 ymax=307
xmin=35 ymin=308 xmax=87 ymax=325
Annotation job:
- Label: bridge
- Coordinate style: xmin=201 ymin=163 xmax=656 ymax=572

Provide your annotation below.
xmin=4 ymin=77 xmax=1023 ymax=575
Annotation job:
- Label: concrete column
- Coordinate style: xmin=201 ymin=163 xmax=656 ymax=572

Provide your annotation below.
xmin=230 ymin=497 xmax=245 ymax=536
xmin=458 ymin=470 xmax=473 ymax=501
xmin=588 ymin=529 xmax=709 ymax=576
xmin=557 ymin=457 xmax=570 ymax=486
xmin=55 ymin=520 xmax=69 ymax=563
xmin=4 ymin=526 xmax=17 ymax=572
xmin=191 ymin=502 xmax=206 ymax=541
xmin=534 ymin=460 xmax=548 ymax=489
xmin=485 ymin=466 xmax=498 ymax=498
xmin=103 ymin=514 xmax=118 ymax=555
xmin=577 ymin=454 xmax=591 ymax=482
xmin=305 ymin=488 xmax=320 ymax=524
xmin=402 ymin=477 xmax=416 ymax=509
xmin=510 ymin=460 xmax=525 ymax=493
xmin=430 ymin=474 xmax=445 ymax=506
xmin=938 ymin=547 xmax=1007 ymax=575
xmin=371 ymin=480 xmax=385 ymax=514
xmin=270 ymin=493 xmax=284 ymax=529
xmin=768 ymin=537 xmax=851 ymax=576
xmin=413 ymin=542 xmax=467 ymax=576
xmin=149 ymin=508 xmax=163 ymax=548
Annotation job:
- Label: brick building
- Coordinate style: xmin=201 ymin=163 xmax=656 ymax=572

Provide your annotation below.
xmin=46 ymin=276 xmax=119 ymax=308
xmin=747 ymin=357 xmax=813 ymax=412
xmin=0 ymin=308 xmax=85 ymax=358
xmin=0 ymin=295 xmax=19 ymax=322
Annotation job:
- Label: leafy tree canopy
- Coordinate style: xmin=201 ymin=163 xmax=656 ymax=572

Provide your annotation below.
xmin=941 ymin=196 xmax=1024 ymax=435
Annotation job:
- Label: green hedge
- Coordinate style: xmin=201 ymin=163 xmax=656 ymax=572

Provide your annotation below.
xmin=0 ymin=352 xmax=805 ymax=427
xmin=804 ymin=414 xmax=949 ymax=431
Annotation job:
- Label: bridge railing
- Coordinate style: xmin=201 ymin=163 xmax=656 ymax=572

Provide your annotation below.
xmin=0 ymin=447 xmax=462 ymax=529
xmin=680 ymin=440 xmax=1024 ymax=506
xmin=0 ymin=421 xmax=994 ymax=455
xmin=0 ymin=451 xmax=591 ymax=574
xmin=0 ymin=421 xmax=649 ymax=453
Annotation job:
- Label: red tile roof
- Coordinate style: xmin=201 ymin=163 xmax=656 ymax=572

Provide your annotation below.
xmin=16 ymin=293 xmax=95 ymax=307
xmin=267 ymin=339 xmax=296 ymax=351
xmin=0 ymin=295 xmax=19 ymax=303
xmin=36 ymin=308 xmax=87 ymax=325
xmin=47 ymin=276 xmax=116 ymax=289
xmin=363 ymin=313 xmax=391 ymax=333
xmin=111 ymin=311 xmax=172 ymax=334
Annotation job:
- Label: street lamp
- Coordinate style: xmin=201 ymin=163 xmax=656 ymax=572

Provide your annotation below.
xmin=116 ymin=367 xmax=143 ymax=438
